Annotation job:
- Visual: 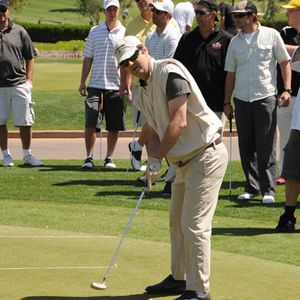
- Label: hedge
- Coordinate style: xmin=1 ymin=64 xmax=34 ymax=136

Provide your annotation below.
xmin=17 ymin=17 xmax=289 ymax=43
xmin=18 ymin=22 xmax=92 ymax=43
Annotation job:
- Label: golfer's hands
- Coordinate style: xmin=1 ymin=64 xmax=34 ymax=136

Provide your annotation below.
xmin=224 ymin=103 xmax=234 ymax=120
xmin=146 ymin=157 xmax=162 ymax=191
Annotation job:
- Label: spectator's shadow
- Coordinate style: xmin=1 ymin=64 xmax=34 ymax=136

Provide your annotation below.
xmin=213 ymin=227 xmax=300 ymax=236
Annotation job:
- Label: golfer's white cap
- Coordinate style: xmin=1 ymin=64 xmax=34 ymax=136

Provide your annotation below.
xmin=150 ymin=0 xmax=174 ymax=14
xmin=115 ymin=36 xmax=142 ymax=65
xmin=103 ymin=0 xmax=120 ymax=9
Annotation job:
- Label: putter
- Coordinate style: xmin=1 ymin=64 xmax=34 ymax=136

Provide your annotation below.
xmin=125 ymin=110 xmax=141 ymax=180
xmin=91 ymin=186 xmax=147 ymax=290
xmin=228 ymin=114 xmax=233 ymax=198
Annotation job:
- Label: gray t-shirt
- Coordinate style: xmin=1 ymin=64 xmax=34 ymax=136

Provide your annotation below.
xmin=0 ymin=21 xmax=36 ymax=87
xmin=166 ymin=72 xmax=191 ymax=101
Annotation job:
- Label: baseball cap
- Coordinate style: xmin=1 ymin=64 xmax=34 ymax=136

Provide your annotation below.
xmin=0 ymin=0 xmax=8 ymax=8
xmin=150 ymin=0 xmax=174 ymax=14
xmin=115 ymin=36 xmax=142 ymax=66
xmin=281 ymin=0 xmax=300 ymax=9
xmin=231 ymin=1 xmax=257 ymax=14
xmin=103 ymin=0 xmax=120 ymax=9
xmin=197 ymin=0 xmax=218 ymax=12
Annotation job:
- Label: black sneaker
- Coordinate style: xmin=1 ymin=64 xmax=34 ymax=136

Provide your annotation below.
xmin=276 ymin=213 xmax=296 ymax=232
xmin=174 ymin=290 xmax=211 ymax=300
xmin=82 ymin=157 xmax=94 ymax=169
xmin=128 ymin=141 xmax=142 ymax=170
xmin=162 ymin=182 xmax=172 ymax=195
xmin=104 ymin=157 xmax=116 ymax=169
xmin=145 ymin=274 xmax=186 ymax=294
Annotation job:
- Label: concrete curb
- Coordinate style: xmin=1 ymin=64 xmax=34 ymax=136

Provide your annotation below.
xmin=8 ymin=130 xmax=237 ymax=139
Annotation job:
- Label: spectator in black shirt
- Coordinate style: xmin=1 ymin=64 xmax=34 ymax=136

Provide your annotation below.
xmin=276 ymin=0 xmax=300 ymax=185
xmin=174 ymin=0 xmax=232 ymax=131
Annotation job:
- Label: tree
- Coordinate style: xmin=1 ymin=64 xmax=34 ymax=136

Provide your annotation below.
xmin=76 ymin=0 xmax=102 ymax=25
xmin=9 ymin=0 xmax=30 ymax=12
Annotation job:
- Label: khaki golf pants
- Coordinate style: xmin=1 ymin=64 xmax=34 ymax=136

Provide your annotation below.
xmin=170 ymin=142 xmax=228 ymax=293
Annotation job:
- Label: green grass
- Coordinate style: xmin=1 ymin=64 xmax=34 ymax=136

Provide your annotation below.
xmin=7 ymin=61 xmax=135 ymax=130
xmin=1 ymin=160 xmax=300 ymax=299
xmin=11 ymin=0 xmax=140 ymax=26
xmin=0 ymin=160 xmax=299 ymax=267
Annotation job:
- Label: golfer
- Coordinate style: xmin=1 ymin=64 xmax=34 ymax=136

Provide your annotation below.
xmin=115 ymin=36 xmax=228 ymax=300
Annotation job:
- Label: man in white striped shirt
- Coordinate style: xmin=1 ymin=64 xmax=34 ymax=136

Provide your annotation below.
xmin=79 ymin=0 xmax=126 ymax=169
xmin=141 ymin=0 xmax=181 ymax=194
xmin=146 ymin=0 xmax=181 ymax=60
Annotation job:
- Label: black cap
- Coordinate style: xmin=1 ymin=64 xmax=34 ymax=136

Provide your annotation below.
xmin=197 ymin=0 xmax=218 ymax=12
xmin=231 ymin=1 xmax=257 ymax=14
xmin=0 ymin=0 xmax=8 ymax=8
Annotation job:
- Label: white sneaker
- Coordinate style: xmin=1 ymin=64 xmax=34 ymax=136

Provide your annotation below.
xmin=23 ymin=154 xmax=44 ymax=166
xmin=128 ymin=141 xmax=142 ymax=171
xmin=237 ymin=192 xmax=256 ymax=200
xmin=82 ymin=157 xmax=94 ymax=169
xmin=3 ymin=155 xmax=14 ymax=167
xmin=262 ymin=195 xmax=275 ymax=204
xmin=104 ymin=157 xmax=116 ymax=169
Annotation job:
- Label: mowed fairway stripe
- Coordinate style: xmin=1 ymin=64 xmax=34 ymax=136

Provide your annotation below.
xmin=0 ymin=266 xmax=108 ymax=271
xmin=0 ymin=235 xmax=117 ymax=239
xmin=1 ymin=225 xmax=300 ymax=300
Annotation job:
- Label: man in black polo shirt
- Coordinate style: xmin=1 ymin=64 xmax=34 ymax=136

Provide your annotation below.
xmin=174 ymin=0 xmax=232 ymax=130
xmin=276 ymin=0 xmax=300 ymax=186
xmin=0 ymin=0 xmax=43 ymax=167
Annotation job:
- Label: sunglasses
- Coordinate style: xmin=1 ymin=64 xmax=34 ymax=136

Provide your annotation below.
xmin=151 ymin=7 xmax=167 ymax=15
xmin=120 ymin=50 xmax=140 ymax=68
xmin=0 ymin=6 xmax=7 ymax=12
xmin=233 ymin=13 xmax=250 ymax=19
xmin=194 ymin=9 xmax=211 ymax=16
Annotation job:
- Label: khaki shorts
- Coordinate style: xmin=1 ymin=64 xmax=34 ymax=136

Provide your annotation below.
xmin=0 ymin=82 xmax=35 ymax=126
xmin=281 ymin=130 xmax=300 ymax=180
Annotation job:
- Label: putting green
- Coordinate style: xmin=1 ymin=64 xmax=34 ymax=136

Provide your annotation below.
xmin=1 ymin=225 xmax=299 ymax=300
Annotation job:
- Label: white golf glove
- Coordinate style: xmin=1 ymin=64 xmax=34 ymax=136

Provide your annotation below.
xmin=146 ymin=157 xmax=162 ymax=190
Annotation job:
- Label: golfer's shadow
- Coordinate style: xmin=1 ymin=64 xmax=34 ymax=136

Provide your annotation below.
xmin=21 ymin=294 xmax=168 ymax=299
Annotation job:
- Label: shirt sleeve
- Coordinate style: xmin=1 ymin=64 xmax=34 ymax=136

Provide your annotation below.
xmin=166 ymin=72 xmax=191 ymax=101
xmin=224 ymin=41 xmax=236 ymax=72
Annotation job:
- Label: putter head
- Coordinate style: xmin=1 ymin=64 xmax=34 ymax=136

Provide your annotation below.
xmin=91 ymin=281 xmax=107 ymax=290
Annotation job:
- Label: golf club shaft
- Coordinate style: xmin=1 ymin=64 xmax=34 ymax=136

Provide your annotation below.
xmin=100 ymin=186 xmax=147 ymax=284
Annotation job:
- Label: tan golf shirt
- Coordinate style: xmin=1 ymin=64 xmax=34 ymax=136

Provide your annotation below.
xmin=134 ymin=58 xmax=223 ymax=165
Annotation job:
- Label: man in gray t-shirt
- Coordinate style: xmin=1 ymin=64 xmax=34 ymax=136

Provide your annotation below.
xmin=0 ymin=0 xmax=43 ymax=167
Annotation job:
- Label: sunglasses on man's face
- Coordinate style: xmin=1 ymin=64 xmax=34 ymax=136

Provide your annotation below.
xmin=0 ymin=6 xmax=7 ymax=13
xmin=120 ymin=50 xmax=140 ymax=68
xmin=233 ymin=13 xmax=250 ymax=19
xmin=194 ymin=8 xmax=211 ymax=16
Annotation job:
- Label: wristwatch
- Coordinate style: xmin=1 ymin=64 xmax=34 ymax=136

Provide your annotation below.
xmin=283 ymin=88 xmax=292 ymax=94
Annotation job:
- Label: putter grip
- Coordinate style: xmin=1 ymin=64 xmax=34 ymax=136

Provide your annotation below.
xmin=136 ymin=111 xmax=141 ymax=124
xmin=229 ymin=115 xmax=232 ymax=133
